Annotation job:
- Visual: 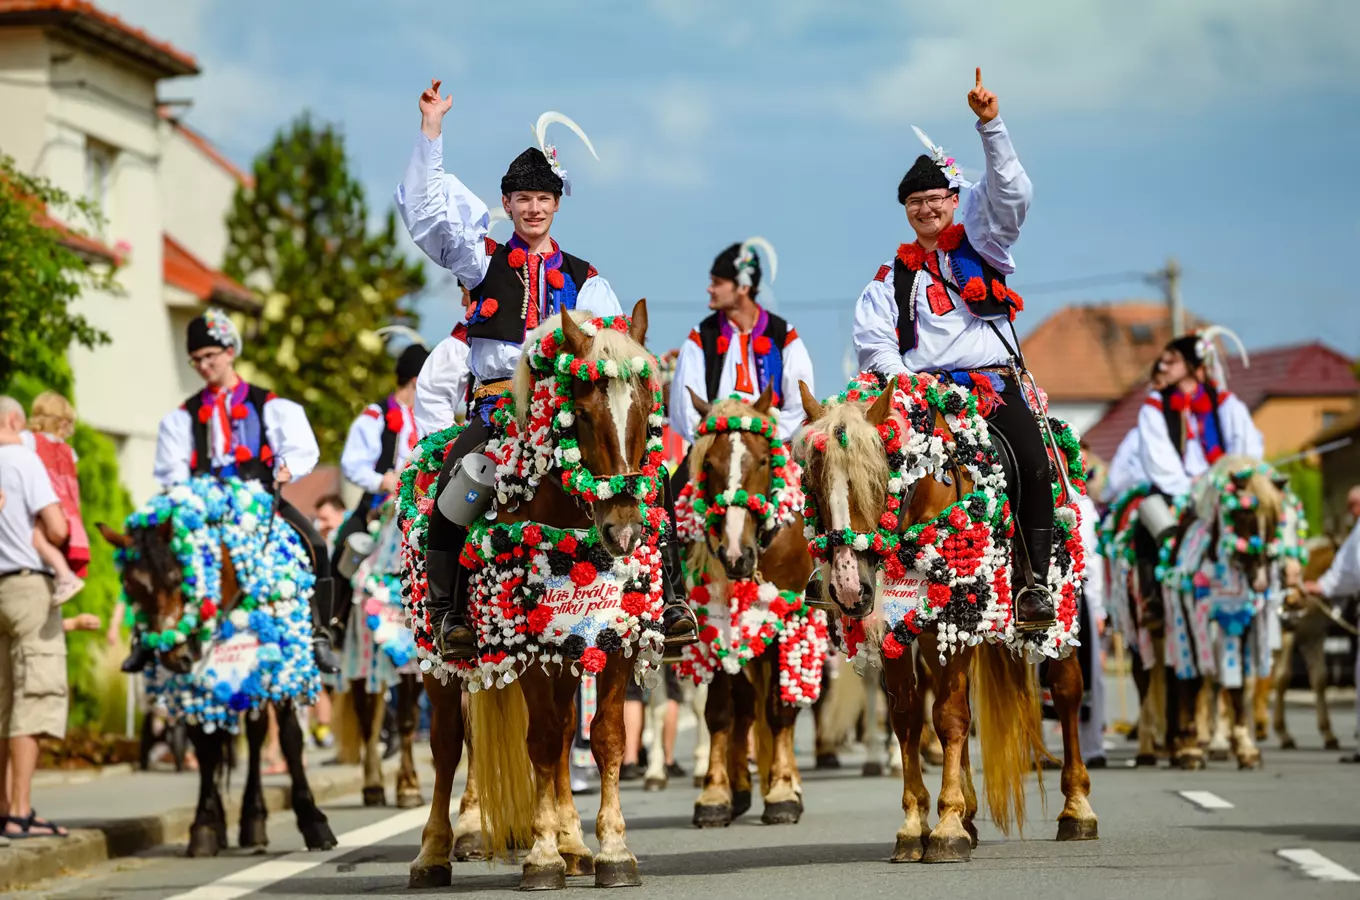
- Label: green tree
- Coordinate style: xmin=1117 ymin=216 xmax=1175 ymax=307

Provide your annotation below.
xmin=0 ymin=154 xmax=113 ymax=390
xmin=224 ymin=114 xmax=426 ymax=460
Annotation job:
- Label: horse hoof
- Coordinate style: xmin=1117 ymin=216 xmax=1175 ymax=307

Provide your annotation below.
xmin=1254 ymin=724 xmax=1268 ymax=741
xmin=644 ymin=777 xmax=667 ymax=792
xmin=238 ymin=816 xmax=268 ymax=851
xmin=594 ymin=858 xmax=642 ymax=888
xmin=964 ymin=820 xmax=979 ymax=849
xmin=409 ymin=863 xmax=453 ymax=889
xmin=187 ymin=824 xmax=221 ymax=858
xmin=1178 ymin=755 xmax=1206 ymax=772
xmin=922 ymin=832 xmax=972 ymax=864
xmin=761 ymin=800 xmax=802 ymax=825
xmin=693 ymin=803 xmax=732 ymax=828
xmin=563 ymin=851 xmax=595 ymax=877
xmin=815 ymin=753 xmax=841 ymax=770
xmin=1279 ymin=736 xmax=1297 ymax=750
xmin=891 ymin=834 xmax=926 ymax=863
xmin=396 ymin=791 xmax=425 ymax=809
xmin=862 ymin=761 xmax=884 ymax=777
xmin=1207 ymin=748 xmax=1230 ymax=762
xmin=520 ymin=863 xmax=567 ymax=891
xmin=1325 ymin=737 xmax=1341 ymax=751
xmin=363 ymin=786 xmax=388 ymax=807
xmin=1135 ymin=754 xmax=1159 ymax=767
xmin=1056 ymin=817 xmax=1099 ymax=842
xmin=1238 ymin=756 xmax=1261 ymax=771
xmin=302 ymin=820 xmax=338 ymax=851
xmin=454 ymin=831 xmax=486 ymax=861
xmin=731 ymin=790 xmax=752 ymax=818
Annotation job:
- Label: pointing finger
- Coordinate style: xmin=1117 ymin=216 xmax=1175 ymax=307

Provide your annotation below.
xmin=432 ymin=79 xmax=442 ymax=94
xmin=975 ymin=67 xmax=982 ymax=88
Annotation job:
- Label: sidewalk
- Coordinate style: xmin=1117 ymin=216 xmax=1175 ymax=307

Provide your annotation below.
xmin=0 ymin=743 xmax=433 ymax=891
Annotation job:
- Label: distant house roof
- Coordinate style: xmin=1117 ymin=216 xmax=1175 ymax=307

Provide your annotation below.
xmin=0 ymin=0 xmax=199 ymax=77
xmin=1083 ymin=341 xmax=1360 ymax=461
xmin=1022 ymin=301 xmax=1202 ymax=403
xmin=163 ymin=234 xmax=258 ymax=312
xmin=159 ymin=107 xmax=253 ymax=189
xmin=34 ymin=209 xmax=121 ymax=264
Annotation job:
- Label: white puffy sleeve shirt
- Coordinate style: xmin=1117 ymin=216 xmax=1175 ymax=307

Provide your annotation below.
xmin=340 ymin=402 xmax=419 ymax=493
xmin=153 ymin=394 xmax=319 ymax=488
xmin=853 ymin=117 xmax=1033 ymax=376
xmin=1319 ymin=518 xmax=1360 ymax=599
xmin=1103 ymin=429 xmax=1146 ymax=503
xmin=1137 ymin=391 xmax=1264 ymax=498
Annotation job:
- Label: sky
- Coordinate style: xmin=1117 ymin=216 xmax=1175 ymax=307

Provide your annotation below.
xmin=106 ymin=0 xmax=1360 ymax=390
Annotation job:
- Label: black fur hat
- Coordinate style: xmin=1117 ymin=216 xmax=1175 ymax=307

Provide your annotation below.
xmin=896 ymin=153 xmax=952 ymax=205
xmin=501 ymin=148 xmax=563 ymax=196
xmin=1166 ymin=334 xmax=1204 ymax=370
xmin=710 ymin=243 xmax=761 ymax=290
xmin=396 ymin=344 xmax=429 ymax=384
xmin=185 ymin=308 xmax=241 ymax=355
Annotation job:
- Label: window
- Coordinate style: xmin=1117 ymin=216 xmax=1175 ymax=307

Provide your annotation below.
xmin=84 ymin=137 xmax=117 ymax=231
xmin=1128 ymin=324 xmax=1154 ymax=343
xmin=1322 ymin=411 xmax=1340 ymax=430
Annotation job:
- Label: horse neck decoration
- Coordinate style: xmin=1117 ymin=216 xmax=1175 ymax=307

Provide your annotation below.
xmin=798 ymin=371 xmax=1084 ymax=663
xmin=102 ymin=476 xmax=319 ymax=732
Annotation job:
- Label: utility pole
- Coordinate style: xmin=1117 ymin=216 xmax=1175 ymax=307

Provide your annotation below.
xmin=1145 ymin=257 xmax=1184 ymax=335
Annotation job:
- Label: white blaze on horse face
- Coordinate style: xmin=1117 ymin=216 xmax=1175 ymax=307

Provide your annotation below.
xmin=828 ymin=467 xmax=860 ymax=604
xmin=604 ymin=379 xmax=635 ymax=465
xmin=722 ymin=433 xmax=747 ymax=565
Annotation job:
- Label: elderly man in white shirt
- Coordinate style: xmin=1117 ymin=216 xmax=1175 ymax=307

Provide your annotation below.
xmin=1303 ymin=486 xmax=1360 ymax=763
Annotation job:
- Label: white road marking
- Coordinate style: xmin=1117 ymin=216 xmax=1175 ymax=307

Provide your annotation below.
xmin=165 ymin=807 xmax=429 ymax=900
xmin=1277 ymin=849 xmax=1360 ymax=883
xmin=1177 ymin=790 xmax=1234 ymax=810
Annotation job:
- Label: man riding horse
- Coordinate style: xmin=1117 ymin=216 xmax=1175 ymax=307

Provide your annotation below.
xmin=121 ymin=309 xmax=341 ymax=675
xmin=849 ymin=67 xmax=1056 ymax=631
xmin=395 ymin=79 xmax=697 ymax=662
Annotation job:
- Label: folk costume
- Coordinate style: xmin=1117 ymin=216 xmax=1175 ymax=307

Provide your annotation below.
xmin=668 ymin=239 xmax=816 ymax=451
xmin=1137 ymin=331 xmax=1264 ymax=500
xmin=395 ymin=112 xmax=695 ymax=659
xmin=851 ymin=117 xmax=1058 ymax=627
xmin=129 ymin=309 xmax=341 ymax=674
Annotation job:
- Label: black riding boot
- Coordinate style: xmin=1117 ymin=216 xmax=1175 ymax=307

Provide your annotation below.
xmin=427 ymin=547 xmax=476 ymax=662
xmin=311 ymin=578 xmax=342 ymax=674
xmin=121 ymin=630 xmax=154 ymax=673
xmin=658 ymin=478 xmax=697 ymax=648
xmin=1014 ymin=526 xmax=1057 ymax=631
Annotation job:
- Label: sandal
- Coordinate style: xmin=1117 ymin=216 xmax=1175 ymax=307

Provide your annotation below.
xmin=5 ymin=811 xmax=69 ymax=839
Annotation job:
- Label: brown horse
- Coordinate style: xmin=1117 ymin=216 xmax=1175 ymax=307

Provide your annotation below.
xmin=411 ymin=302 xmax=664 ymax=891
xmin=1267 ymin=537 xmax=1343 ymax=751
xmin=681 ymin=387 xmax=817 ymax=827
xmin=797 ymin=377 xmax=1097 ymax=862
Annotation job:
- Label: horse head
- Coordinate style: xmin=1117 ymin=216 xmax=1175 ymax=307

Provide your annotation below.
xmin=685 ymin=385 xmax=779 ymax=581
xmin=1213 ymin=461 xmax=1291 ymax=595
xmin=550 ymin=299 xmax=659 ymax=558
xmin=97 ymin=520 xmax=198 ymax=674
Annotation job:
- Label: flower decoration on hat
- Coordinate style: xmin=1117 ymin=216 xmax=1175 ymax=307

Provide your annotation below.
xmin=911 ymin=125 xmax=971 ymax=190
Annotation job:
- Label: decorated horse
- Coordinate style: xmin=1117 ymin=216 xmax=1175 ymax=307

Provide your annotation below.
xmin=797 ymin=372 xmax=1097 ymax=863
xmin=673 ymin=387 xmax=830 ymax=827
xmin=332 ymin=500 xmax=425 ymax=808
xmin=1154 ymin=457 xmax=1306 ymax=769
xmin=400 ymin=304 xmax=671 ymax=890
xmin=1267 ymin=536 xmax=1345 ymax=751
xmin=99 ymin=476 xmax=336 ymax=856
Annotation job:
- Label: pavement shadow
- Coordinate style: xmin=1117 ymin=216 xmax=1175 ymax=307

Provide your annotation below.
xmin=1188 ymin=823 xmax=1360 ymax=843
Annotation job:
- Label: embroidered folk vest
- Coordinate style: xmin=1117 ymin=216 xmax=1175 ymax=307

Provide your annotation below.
xmin=696 ymin=309 xmax=791 ymax=404
xmin=183 ymin=382 xmax=276 ymax=482
xmin=464 ymin=238 xmax=594 ymax=344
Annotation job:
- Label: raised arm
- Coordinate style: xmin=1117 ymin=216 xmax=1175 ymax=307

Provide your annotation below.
xmin=394 ymin=79 xmax=492 ymax=289
xmin=959 ymin=68 xmax=1032 ymax=273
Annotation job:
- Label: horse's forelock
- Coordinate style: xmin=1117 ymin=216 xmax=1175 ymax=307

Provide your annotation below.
xmin=803 ymin=400 xmax=890 ymax=526
xmin=133 ymin=524 xmax=181 ymax=594
xmin=513 ymin=311 xmax=658 ymax=427
xmin=688 ymin=397 xmax=774 ymax=483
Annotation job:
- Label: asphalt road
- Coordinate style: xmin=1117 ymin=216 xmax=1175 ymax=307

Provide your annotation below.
xmin=18 ymin=702 xmax=1360 ymax=900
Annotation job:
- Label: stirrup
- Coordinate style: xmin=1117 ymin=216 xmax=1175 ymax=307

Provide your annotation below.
xmin=1012 ymin=585 xmax=1056 ymax=633
xmin=438 ymin=613 xmax=478 ymax=662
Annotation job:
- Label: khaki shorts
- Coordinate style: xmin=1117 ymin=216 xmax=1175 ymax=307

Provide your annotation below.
xmin=0 ymin=573 xmax=68 ymax=740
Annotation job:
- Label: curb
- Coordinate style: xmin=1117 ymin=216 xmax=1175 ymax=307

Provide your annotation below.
xmin=0 ymin=756 xmax=404 ymax=891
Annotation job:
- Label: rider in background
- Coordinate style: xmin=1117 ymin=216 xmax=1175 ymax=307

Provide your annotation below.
xmin=124 ymin=309 xmax=341 ymax=675
xmin=851 ymin=68 xmax=1056 ymax=630
xmin=1102 ymin=361 xmax=1168 ymax=504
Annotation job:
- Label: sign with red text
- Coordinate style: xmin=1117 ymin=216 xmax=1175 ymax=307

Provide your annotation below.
xmin=204 ymin=632 xmax=261 ymax=692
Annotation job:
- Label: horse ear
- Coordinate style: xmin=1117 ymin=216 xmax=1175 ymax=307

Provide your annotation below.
xmin=1231 ymin=471 xmax=1251 ymax=490
xmin=799 ymin=381 xmax=824 ymax=422
xmin=687 ymin=387 xmax=712 ymax=418
xmin=96 ymin=522 xmax=132 ymax=549
xmin=559 ymin=309 xmax=586 ymax=356
xmin=754 ymin=383 xmax=776 ymax=415
xmin=866 ymin=384 xmax=895 ymax=427
xmin=628 ymin=298 xmax=649 ymax=346
xmin=1270 ymin=473 xmax=1289 ymax=491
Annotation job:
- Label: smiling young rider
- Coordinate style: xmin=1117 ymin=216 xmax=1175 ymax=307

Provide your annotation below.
xmin=851 ymin=69 xmax=1057 ymax=630
xmin=396 ymin=79 xmax=697 ymax=661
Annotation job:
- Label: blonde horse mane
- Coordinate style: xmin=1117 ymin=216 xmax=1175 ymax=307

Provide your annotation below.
xmin=798 ymin=400 xmax=891 ymax=532
xmin=513 ymin=310 xmax=658 ymax=427
xmin=1199 ymin=454 xmax=1284 ymax=532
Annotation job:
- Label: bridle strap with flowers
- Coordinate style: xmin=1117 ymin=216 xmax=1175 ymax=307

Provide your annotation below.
xmin=689 ymin=407 xmax=799 ymax=542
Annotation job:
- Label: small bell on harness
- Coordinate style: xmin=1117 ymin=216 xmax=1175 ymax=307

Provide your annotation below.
xmin=335 ymin=532 xmax=376 ymax=581
xmin=435 ymin=453 xmax=496 ymax=527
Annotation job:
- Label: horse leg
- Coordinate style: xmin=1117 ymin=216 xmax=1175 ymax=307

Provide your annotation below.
xmin=590 ymin=654 xmax=642 ymax=888
xmin=352 ymin=680 xmax=387 ymax=807
xmin=758 ymin=659 xmax=803 ymax=825
xmin=694 ymin=672 xmax=735 ymax=827
xmin=643 ymin=676 xmax=668 ymax=791
xmin=728 ymin=667 xmax=757 ymax=820
xmin=1049 ymin=654 xmax=1098 ymax=841
xmin=554 ymin=683 xmax=594 ymax=877
xmin=922 ymin=642 xmax=973 ymax=864
xmin=510 ymin=667 xmax=571 ymax=891
xmin=185 ymin=727 xmax=225 ymax=857
xmin=918 ymin=650 xmax=944 ymax=767
xmin=1272 ymin=633 xmax=1296 ymax=749
xmin=411 ymin=675 xmax=463 ymax=886
xmin=1227 ymin=686 xmax=1260 ymax=769
xmin=862 ymin=673 xmax=884 ymax=776
xmin=884 ymin=653 xmax=930 ymax=861
xmin=1207 ymin=683 xmax=1232 ymax=762
xmin=1304 ymin=634 xmax=1340 ymax=750
xmin=1171 ymin=676 xmax=1205 ymax=770
xmin=278 ymin=700 xmax=337 ymax=850
xmin=1252 ymin=672 xmax=1271 ymax=742
xmin=395 ymin=675 xmax=425 ymax=808
xmin=239 ymin=709 xmax=270 ymax=851
xmin=691 ymin=681 xmax=710 ymax=787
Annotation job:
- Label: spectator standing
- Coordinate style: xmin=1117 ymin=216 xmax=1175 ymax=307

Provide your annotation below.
xmin=21 ymin=392 xmax=87 ymax=604
xmin=1303 ymin=485 xmax=1360 ymax=764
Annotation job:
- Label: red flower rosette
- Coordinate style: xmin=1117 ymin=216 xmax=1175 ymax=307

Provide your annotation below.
xmin=234 ymin=445 xmax=253 ymax=462
xmin=558 ymin=535 xmax=578 ymax=554
xmin=231 ymin=405 xmax=248 ymax=420
xmin=479 ymin=298 xmax=499 ymax=319
xmin=699 ymin=625 xmax=720 ymax=643
xmin=527 ymin=605 xmax=554 ymax=634
xmin=927 ymin=582 xmax=952 ymax=609
xmin=690 ymin=584 xmax=710 ymax=605
xmin=200 ymin=600 xmax=218 ymax=619
xmin=385 ymin=408 xmax=404 ymax=432
xmin=569 ymin=561 xmax=597 ymax=587
xmin=522 ymin=525 xmax=543 ymax=545
xmin=947 ymin=506 xmax=970 ymax=530
xmin=716 ymin=335 xmax=730 ymax=354
xmin=507 ymin=247 xmax=527 ymax=268
xmin=918 ymin=524 xmax=938 ymax=545
xmin=197 ymin=405 xmax=213 ymax=424
xmin=753 ymin=335 xmax=773 ymax=355
xmin=581 ymin=647 xmax=607 ymax=673
xmin=883 ymin=553 xmax=907 ymax=582
xmin=545 ymin=268 xmax=565 ymax=290
xmin=621 ymin=591 xmax=647 ymax=617
xmin=881 ymin=632 xmax=905 ymax=659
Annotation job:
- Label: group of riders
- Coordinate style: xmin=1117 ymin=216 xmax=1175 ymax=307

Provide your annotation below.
xmin=107 ymin=67 xmax=1302 ymax=872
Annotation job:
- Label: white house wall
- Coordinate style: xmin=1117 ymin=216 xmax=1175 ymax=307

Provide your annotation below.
xmin=159 ymin=124 xmax=239 ymax=267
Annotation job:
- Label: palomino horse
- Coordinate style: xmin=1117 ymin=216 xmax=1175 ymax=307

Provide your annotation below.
xmin=1268 ymin=537 xmax=1343 ymax=751
xmin=797 ymin=373 xmax=1097 ymax=862
xmin=99 ymin=478 xmax=336 ymax=856
xmin=676 ymin=388 xmax=826 ymax=827
xmin=404 ymin=303 xmax=669 ymax=890
xmin=1157 ymin=457 xmax=1303 ymax=770
xmin=334 ymin=503 xmax=425 ymax=808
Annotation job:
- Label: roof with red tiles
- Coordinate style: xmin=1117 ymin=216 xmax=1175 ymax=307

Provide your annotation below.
xmin=159 ymin=107 xmax=253 ymax=189
xmin=163 ymin=234 xmax=259 ymax=312
xmin=34 ymin=209 xmax=121 ymax=264
xmin=0 ymin=0 xmax=199 ymax=77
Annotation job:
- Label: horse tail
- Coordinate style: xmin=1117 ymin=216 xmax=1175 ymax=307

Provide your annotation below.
xmin=751 ymin=658 xmax=775 ymax=796
xmin=971 ymin=642 xmax=1047 ymax=837
xmin=468 ymin=682 xmax=535 ymax=862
